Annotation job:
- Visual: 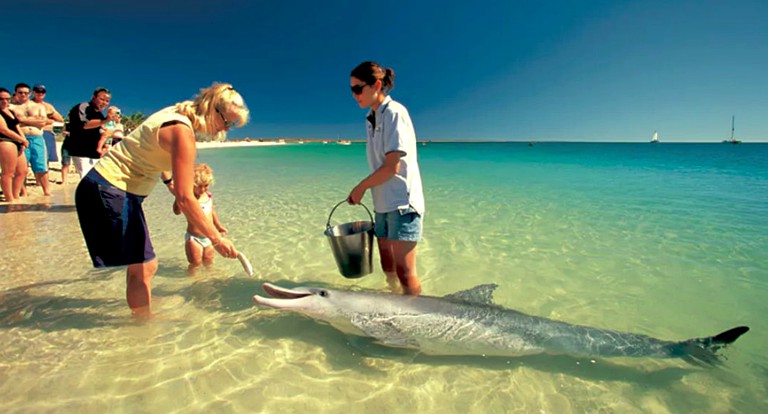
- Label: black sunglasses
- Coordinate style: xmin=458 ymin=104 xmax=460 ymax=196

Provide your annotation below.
xmin=216 ymin=109 xmax=238 ymax=129
xmin=350 ymin=84 xmax=370 ymax=95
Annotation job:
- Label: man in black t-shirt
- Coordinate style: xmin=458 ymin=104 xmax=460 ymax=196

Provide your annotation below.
xmin=64 ymin=87 xmax=115 ymax=178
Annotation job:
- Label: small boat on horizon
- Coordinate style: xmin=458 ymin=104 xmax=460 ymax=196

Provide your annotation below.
xmin=650 ymin=131 xmax=659 ymax=143
xmin=722 ymin=115 xmax=741 ymax=144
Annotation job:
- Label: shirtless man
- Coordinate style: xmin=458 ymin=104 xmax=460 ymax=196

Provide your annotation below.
xmin=31 ymin=84 xmax=64 ymax=182
xmin=12 ymin=83 xmax=51 ymax=196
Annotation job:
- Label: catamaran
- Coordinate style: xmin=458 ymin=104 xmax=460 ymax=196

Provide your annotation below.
xmin=722 ymin=115 xmax=741 ymax=144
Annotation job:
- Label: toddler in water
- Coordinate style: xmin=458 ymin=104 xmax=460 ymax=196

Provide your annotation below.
xmin=173 ymin=163 xmax=228 ymax=273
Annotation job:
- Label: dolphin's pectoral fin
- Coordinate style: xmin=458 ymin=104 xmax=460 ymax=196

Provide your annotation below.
xmin=444 ymin=284 xmax=499 ymax=305
xmin=349 ymin=315 xmax=419 ymax=349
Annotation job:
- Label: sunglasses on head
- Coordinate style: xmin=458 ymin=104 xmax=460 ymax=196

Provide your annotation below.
xmin=350 ymin=83 xmax=370 ymax=95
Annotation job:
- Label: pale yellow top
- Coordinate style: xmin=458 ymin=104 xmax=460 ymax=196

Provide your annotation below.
xmin=95 ymin=106 xmax=192 ymax=196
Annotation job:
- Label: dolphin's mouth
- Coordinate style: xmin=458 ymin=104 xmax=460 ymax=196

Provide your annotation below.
xmin=262 ymin=283 xmax=312 ymax=299
xmin=253 ymin=283 xmax=314 ymax=309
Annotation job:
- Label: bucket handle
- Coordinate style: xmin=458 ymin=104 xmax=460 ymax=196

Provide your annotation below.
xmin=326 ymin=200 xmax=374 ymax=228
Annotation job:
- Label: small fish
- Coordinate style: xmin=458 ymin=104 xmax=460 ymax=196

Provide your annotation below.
xmin=237 ymin=252 xmax=254 ymax=276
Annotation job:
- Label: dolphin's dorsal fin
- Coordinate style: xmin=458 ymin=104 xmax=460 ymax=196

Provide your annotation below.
xmin=444 ymin=284 xmax=498 ymax=305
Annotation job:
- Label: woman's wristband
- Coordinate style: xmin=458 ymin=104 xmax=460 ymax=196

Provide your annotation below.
xmin=162 ymin=177 xmax=173 ymax=185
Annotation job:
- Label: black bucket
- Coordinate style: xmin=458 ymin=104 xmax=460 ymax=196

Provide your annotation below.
xmin=324 ymin=201 xmax=374 ymax=278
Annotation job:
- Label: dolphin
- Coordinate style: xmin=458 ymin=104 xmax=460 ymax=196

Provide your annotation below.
xmin=252 ymin=283 xmax=749 ymax=365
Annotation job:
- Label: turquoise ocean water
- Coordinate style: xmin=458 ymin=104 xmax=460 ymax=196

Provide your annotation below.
xmin=1 ymin=142 xmax=767 ymax=413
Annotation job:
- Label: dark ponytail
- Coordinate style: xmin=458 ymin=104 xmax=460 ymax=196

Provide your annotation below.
xmin=351 ymin=61 xmax=395 ymax=93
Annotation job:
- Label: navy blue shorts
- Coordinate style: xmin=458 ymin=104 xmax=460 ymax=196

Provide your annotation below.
xmin=43 ymin=131 xmax=59 ymax=162
xmin=75 ymin=170 xmax=155 ymax=267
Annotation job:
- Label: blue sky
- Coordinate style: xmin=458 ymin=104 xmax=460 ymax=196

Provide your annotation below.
xmin=4 ymin=0 xmax=767 ymax=142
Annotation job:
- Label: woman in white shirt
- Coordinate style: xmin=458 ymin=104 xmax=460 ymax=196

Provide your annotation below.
xmin=347 ymin=61 xmax=425 ymax=296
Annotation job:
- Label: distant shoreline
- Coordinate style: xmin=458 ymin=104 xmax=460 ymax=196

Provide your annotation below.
xmin=224 ymin=138 xmax=767 ymax=144
xmin=196 ymin=140 xmax=285 ymax=150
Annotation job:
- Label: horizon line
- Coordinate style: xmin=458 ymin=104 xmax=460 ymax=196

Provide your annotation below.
xmin=228 ymin=137 xmax=768 ymax=144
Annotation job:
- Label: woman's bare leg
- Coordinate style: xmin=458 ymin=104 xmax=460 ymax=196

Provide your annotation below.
xmin=126 ymin=259 xmax=158 ymax=317
xmin=392 ymin=240 xmax=420 ymax=295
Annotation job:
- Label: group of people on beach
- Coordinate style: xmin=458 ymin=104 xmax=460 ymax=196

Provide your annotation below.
xmin=1 ymin=61 xmax=425 ymax=317
xmin=0 ymin=83 xmax=127 ymax=200
xmin=0 ymin=83 xmax=63 ymax=200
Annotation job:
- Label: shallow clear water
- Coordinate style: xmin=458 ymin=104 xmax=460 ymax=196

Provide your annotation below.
xmin=1 ymin=142 xmax=767 ymax=413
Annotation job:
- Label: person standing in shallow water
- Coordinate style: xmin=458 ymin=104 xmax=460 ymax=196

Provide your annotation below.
xmin=346 ymin=61 xmax=425 ymax=296
xmin=75 ymin=83 xmax=248 ymax=317
xmin=173 ymin=163 xmax=229 ymax=275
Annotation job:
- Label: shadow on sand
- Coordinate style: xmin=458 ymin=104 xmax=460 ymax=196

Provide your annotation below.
xmin=0 ymin=278 xmax=125 ymax=330
xmin=0 ymin=203 xmax=76 ymax=213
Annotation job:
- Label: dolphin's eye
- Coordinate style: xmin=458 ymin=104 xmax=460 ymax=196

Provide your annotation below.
xmin=319 ymin=290 xmax=329 ymax=297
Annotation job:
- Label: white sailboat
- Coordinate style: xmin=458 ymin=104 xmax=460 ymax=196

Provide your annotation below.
xmin=650 ymin=131 xmax=659 ymax=143
xmin=722 ymin=115 xmax=741 ymax=144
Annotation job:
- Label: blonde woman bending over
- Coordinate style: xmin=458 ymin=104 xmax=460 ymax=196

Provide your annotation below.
xmin=75 ymin=83 xmax=249 ymax=317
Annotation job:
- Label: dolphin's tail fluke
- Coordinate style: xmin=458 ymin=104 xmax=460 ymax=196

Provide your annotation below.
xmin=666 ymin=326 xmax=750 ymax=366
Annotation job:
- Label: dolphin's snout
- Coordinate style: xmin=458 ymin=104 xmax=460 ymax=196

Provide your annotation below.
xmin=252 ymin=283 xmax=315 ymax=310
xmin=262 ymin=283 xmax=312 ymax=299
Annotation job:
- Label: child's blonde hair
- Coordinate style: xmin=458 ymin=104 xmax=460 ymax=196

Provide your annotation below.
xmin=193 ymin=163 xmax=214 ymax=188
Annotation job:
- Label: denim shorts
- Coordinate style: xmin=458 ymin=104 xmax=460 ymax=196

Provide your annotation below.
xmin=374 ymin=207 xmax=423 ymax=242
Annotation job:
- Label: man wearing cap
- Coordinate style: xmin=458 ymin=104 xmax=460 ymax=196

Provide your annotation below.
xmin=31 ymin=84 xmax=64 ymax=181
xmin=11 ymin=82 xmax=51 ymax=196
xmin=63 ymin=87 xmax=115 ymax=178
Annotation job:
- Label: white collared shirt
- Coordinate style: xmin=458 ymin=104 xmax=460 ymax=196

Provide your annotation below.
xmin=365 ymin=95 xmax=425 ymax=215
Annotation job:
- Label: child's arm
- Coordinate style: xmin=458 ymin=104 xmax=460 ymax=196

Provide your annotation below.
xmin=211 ymin=205 xmax=228 ymax=234
xmin=97 ymin=129 xmax=110 ymax=156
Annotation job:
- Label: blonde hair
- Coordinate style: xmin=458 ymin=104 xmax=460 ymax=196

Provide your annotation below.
xmin=175 ymin=82 xmax=250 ymax=141
xmin=193 ymin=163 xmax=214 ymax=188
